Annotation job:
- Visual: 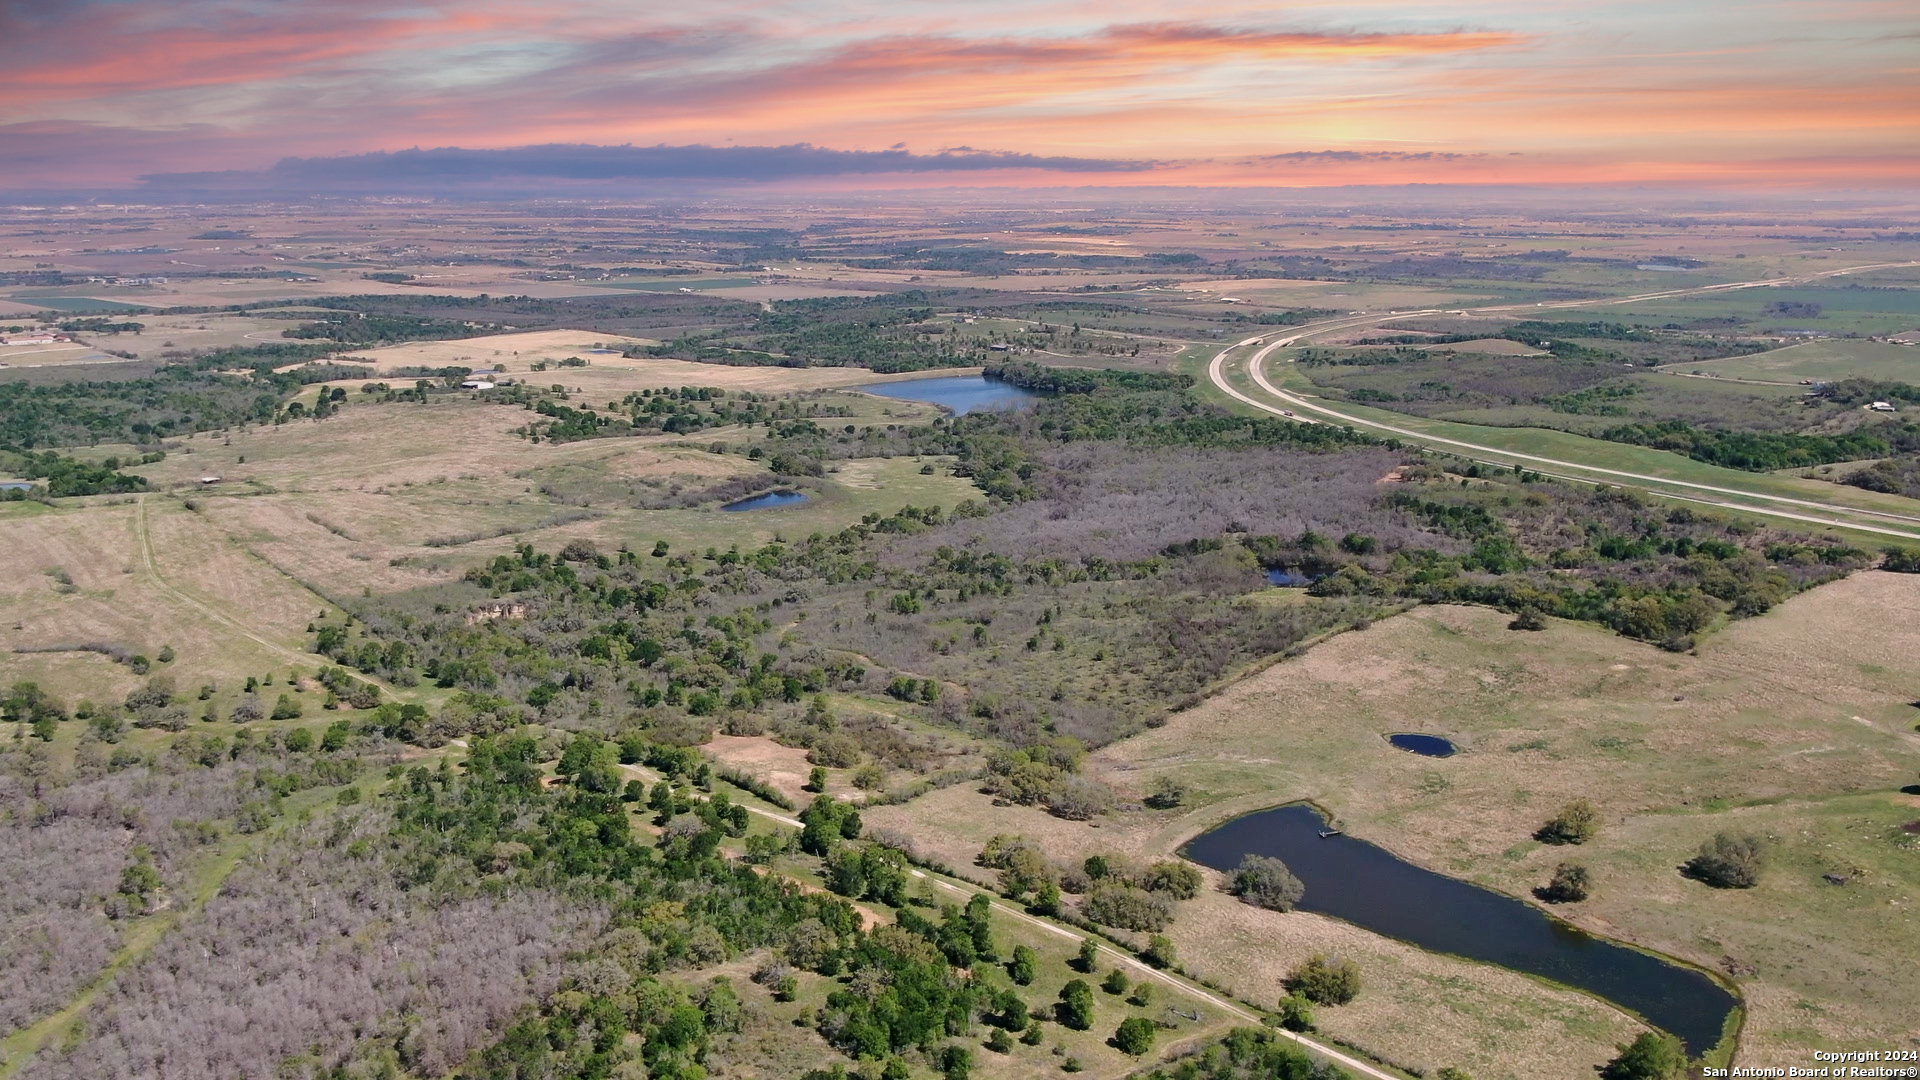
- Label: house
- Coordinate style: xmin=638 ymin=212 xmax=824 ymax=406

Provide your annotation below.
xmin=987 ymin=343 xmax=1012 ymax=351
xmin=2 ymin=334 xmax=62 ymax=346
xmin=1867 ymin=401 xmax=1897 ymax=413
xmin=461 ymin=379 xmax=495 ymax=390
xmin=197 ymin=476 xmax=222 ymax=485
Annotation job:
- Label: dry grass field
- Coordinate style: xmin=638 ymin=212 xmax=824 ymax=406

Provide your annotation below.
xmin=865 ymin=573 xmax=1920 ymax=1077
xmin=104 ymin=380 xmax=972 ymax=599
xmin=334 ymin=329 xmax=975 ymax=394
xmin=1659 ymin=339 xmax=1920 ymax=383
xmin=0 ymin=496 xmax=328 ymax=708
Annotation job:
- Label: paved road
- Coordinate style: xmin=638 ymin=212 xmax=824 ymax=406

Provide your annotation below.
xmin=1205 ymin=263 xmax=1920 ymax=542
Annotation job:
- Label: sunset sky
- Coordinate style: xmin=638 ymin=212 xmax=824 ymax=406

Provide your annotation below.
xmin=2 ymin=0 xmax=1915 ymax=190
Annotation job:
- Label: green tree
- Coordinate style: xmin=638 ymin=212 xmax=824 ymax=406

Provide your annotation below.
xmin=1230 ymin=854 xmax=1305 ymax=911
xmin=556 ymin=734 xmax=622 ymax=793
xmin=270 ymin=694 xmax=303 ymax=721
xmin=284 ymin=726 xmax=315 ymax=752
xmin=807 ymin=766 xmax=828 ymax=792
xmin=1538 ymin=799 xmax=1601 ymax=844
xmin=940 ymin=1043 xmax=973 ymax=1080
xmin=1101 ymin=968 xmax=1129 ymax=995
xmin=799 ymin=794 xmax=860 ymax=856
xmin=1599 ymin=1032 xmax=1687 ymax=1080
xmin=118 ymin=849 xmax=160 ymax=902
xmin=1112 ymin=1016 xmax=1156 ymax=1056
xmin=1141 ymin=934 xmax=1177 ymax=970
xmin=1007 ymin=944 xmax=1037 ymax=986
xmin=1055 ymin=979 xmax=1095 ymax=1030
xmin=320 ymin=719 xmax=351 ymax=752
xmin=1075 ymin=938 xmax=1099 ymax=973
xmin=1276 ymin=992 xmax=1315 ymax=1032
xmin=1285 ymin=954 xmax=1361 ymax=1005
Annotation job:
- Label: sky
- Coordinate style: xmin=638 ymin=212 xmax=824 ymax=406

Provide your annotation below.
xmin=0 ymin=0 xmax=1915 ymax=191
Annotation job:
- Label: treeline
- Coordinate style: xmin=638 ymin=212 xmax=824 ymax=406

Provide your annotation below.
xmin=1597 ymin=419 xmax=1889 ymax=471
xmin=283 ymin=310 xmax=504 ymax=344
xmin=983 ymin=359 xmax=1190 ymax=395
xmin=3 ymin=450 xmax=154 ymax=496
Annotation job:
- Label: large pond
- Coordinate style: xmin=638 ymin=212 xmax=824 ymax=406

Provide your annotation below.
xmin=860 ymin=374 xmax=1039 ymax=415
xmin=721 ymin=490 xmax=810 ymax=512
xmin=1182 ymin=804 xmax=1737 ymax=1055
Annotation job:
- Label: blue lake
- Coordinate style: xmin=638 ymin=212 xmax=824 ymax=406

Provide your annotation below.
xmin=861 ymin=375 xmax=1040 ymax=415
xmin=721 ymin=490 xmax=810 ymax=512
xmin=1387 ymin=733 xmax=1457 ymax=758
xmin=1182 ymin=804 xmax=1737 ymax=1056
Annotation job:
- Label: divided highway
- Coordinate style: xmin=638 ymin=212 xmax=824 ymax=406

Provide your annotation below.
xmin=1204 ymin=264 xmax=1920 ymax=543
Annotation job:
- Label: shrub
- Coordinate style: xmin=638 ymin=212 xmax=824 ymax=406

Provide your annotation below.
xmin=1599 ymin=1032 xmax=1687 ymax=1080
xmin=1101 ymin=969 xmax=1129 ymax=995
xmin=851 ymin=763 xmax=885 ymax=789
xmin=284 ymin=726 xmax=315 ymax=752
xmin=1229 ymin=854 xmax=1304 ymax=911
xmin=1541 ymin=862 xmax=1592 ymax=903
xmin=984 ymin=1028 xmax=1012 ymax=1054
xmin=1113 ymin=1016 xmax=1156 ymax=1056
xmin=808 ymin=734 xmax=862 ymax=768
xmin=1046 ymin=776 xmax=1114 ymax=821
xmin=1141 ymin=860 xmax=1202 ymax=899
xmin=1082 ymin=882 xmax=1173 ymax=932
xmin=1144 ymin=775 xmax=1186 ymax=809
xmin=270 ymin=693 xmax=303 ymax=721
xmin=1285 ymin=954 xmax=1361 ymax=1005
xmin=1537 ymin=799 xmax=1601 ymax=844
xmin=1685 ymin=832 xmax=1765 ymax=889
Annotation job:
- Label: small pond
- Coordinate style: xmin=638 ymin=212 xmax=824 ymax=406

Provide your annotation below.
xmin=1387 ymin=733 xmax=1457 ymax=758
xmin=721 ymin=490 xmax=810 ymax=512
xmin=1181 ymin=804 xmax=1737 ymax=1055
xmin=1267 ymin=568 xmax=1312 ymax=587
xmin=860 ymin=375 xmax=1040 ymax=415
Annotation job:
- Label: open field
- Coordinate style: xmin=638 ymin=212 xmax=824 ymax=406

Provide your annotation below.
xmin=0 ymin=495 xmax=331 ymax=709
xmin=1661 ymin=339 xmax=1920 ymax=383
xmin=868 ymin=575 xmax=1920 ymax=1075
xmin=93 ymin=380 xmax=967 ymax=585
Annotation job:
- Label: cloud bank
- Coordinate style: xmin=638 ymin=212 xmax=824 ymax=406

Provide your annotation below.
xmin=139 ymin=143 xmax=1157 ymax=191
